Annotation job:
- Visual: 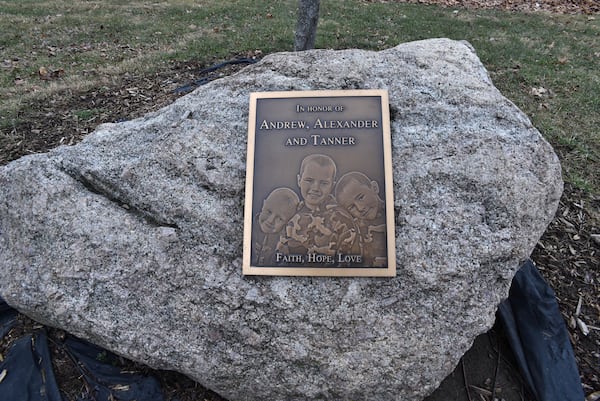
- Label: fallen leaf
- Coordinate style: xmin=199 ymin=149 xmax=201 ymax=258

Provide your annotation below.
xmin=576 ymin=317 xmax=590 ymax=336
xmin=39 ymin=66 xmax=49 ymax=79
xmin=38 ymin=66 xmax=64 ymax=80
xmin=111 ymin=384 xmax=131 ymax=391
xmin=51 ymin=68 xmax=65 ymax=79
xmin=569 ymin=315 xmax=577 ymax=329
xmin=530 ymin=86 xmax=547 ymax=97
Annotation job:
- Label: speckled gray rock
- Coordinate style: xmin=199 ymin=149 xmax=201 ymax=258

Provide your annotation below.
xmin=0 ymin=39 xmax=562 ymax=401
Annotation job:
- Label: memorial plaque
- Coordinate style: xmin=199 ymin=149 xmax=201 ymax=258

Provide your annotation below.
xmin=243 ymin=89 xmax=395 ymax=276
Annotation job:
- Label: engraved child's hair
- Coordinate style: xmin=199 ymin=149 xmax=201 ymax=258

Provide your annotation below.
xmin=299 ymin=154 xmax=337 ymax=180
xmin=265 ymin=187 xmax=300 ymax=210
xmin=335 ymin=171 xmax=373 ymax=198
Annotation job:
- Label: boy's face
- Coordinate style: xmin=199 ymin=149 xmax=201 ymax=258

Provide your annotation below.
xmin=337 ymin=178 xmax=380 ymax=220
xmin=259 ymin=197 xmax=295 ymax=234
xmin=298 ymin=162 xmax=335 ymax=208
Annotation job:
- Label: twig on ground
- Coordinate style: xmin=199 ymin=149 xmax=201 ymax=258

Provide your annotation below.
xmin=586 ymin=391 xmax=600 ymax=401
xmin=491 ymin=333 xmax=501 ymax=401
xmin=469 ymin=384 xmax=492 ymax=396
xmin=462 ymin=359 xmax=474 ymax=401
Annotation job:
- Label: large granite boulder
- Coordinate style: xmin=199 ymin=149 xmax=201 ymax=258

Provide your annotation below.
xmin=0 ymin=39 xmax=562 ymax=400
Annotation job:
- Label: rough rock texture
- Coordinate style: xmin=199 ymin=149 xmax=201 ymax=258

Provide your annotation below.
xmin=0 ymin=39 xmax=562 ymax=401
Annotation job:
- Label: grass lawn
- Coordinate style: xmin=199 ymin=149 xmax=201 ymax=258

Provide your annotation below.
xmin=1 ymin=0 xmax=598 ymax=191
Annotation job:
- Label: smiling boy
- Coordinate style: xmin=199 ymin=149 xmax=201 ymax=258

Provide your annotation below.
xmin=253 ymin=187 xmax=299 ymax=265
xmin=297 ymin=153 xmax=337 ymax=211
xmin=335 ymin=171 xmax=387 ymax=267
xmin=277 ymin=154 xmax=359 ymax=262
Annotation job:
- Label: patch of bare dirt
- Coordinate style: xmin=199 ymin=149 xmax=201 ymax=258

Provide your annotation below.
xmin=0 ymin=59 xmax=254 ymax=166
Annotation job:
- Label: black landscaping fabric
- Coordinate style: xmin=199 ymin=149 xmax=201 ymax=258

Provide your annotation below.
xmin=0 ymin=260 xmax=586 ymax=401
xmin=62 ymin=337 xmax=164 ymax=401
xmin=0 ymin=329 xmax=63 ymax=401
xmin=0 ymin=298 xmax=164 ymax=401
xmin=497 ymin=260 xmax=585 ymax=401
xmin=173 ymin=58 xmax=258 ymax=94
xmin=0 ymin=297 xmax=17 ymax=339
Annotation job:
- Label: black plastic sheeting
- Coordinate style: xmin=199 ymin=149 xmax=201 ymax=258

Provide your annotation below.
xmin=497 ymin=259 xmax=585 ymax=401
xmin=0 ymin=329 xmax=63 ymax=401
xmin=1 ymin=260 xmax=585 ymax=401
xmin=0 ymin=300 xmax=163 ymax=401
xmin=172 ymin=58 xmax=258 ymax=94
xmin=0 ymin=298 xmax=17 ymax=339
xmin=63 ymin=337 xmax=164 ymax=401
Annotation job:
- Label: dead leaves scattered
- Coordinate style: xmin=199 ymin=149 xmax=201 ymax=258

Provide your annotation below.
xmin=38 ymin=66 xmax=65 ymax=80
xmin=381 ymin=0 xmax=600 ymax=14
xmin=529 ymin=86 xmax=548 ymax=97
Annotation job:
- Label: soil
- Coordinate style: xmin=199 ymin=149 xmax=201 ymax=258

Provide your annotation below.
xmin=1 ymin=1 xmax=599 ymax=400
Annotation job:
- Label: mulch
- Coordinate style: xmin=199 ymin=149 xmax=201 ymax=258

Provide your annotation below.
xmin=386 ymin=0 xmax=600 ymax=14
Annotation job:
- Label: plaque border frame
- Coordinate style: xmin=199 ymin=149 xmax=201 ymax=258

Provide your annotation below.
xmin=243 ymin=89 xmax=396 ymax=277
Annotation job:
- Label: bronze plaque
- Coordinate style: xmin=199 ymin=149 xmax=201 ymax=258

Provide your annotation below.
xmin=243 ymin=89 xmax=396 ymax=276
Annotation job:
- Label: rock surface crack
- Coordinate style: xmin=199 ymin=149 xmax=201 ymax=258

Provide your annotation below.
xmin=60 ymin=165 xmax=179 ymax=230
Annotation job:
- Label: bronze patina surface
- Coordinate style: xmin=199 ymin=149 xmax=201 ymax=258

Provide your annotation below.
xmin=243 ymin=90 xmax=395 ymax=276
